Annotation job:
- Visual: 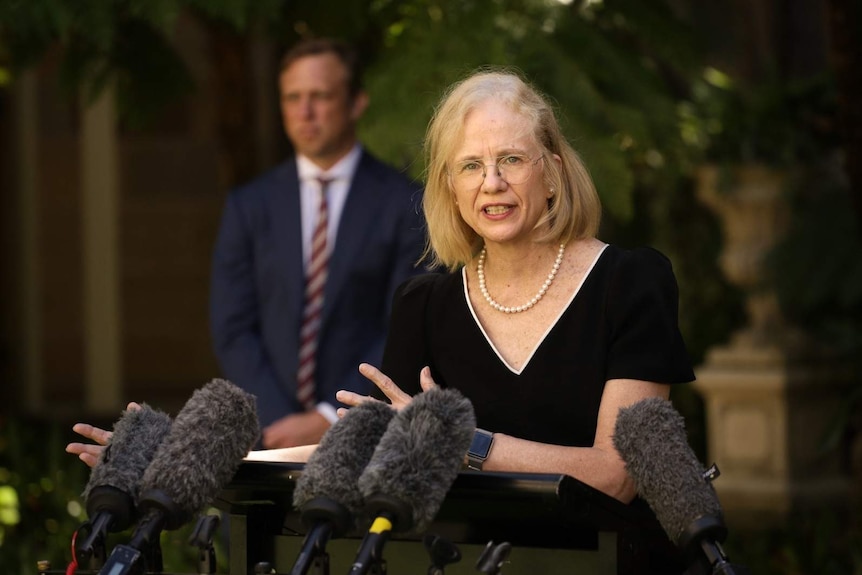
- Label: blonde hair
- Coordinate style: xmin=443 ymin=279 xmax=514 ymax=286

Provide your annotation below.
xmin=422 ymin=69 xmax=601 ymax=271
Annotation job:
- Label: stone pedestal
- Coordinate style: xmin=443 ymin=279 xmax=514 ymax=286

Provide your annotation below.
xmin=695 ymin=342 xmax=853 ymax=523
xmin=693 ymin=164 xmax=854 ymax=523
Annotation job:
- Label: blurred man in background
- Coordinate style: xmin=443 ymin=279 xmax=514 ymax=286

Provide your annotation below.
xmin=209 ymin=37 xmax=425 ymax=448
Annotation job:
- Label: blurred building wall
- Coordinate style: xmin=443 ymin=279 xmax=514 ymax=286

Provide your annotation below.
xmin=0 ymin=14 xmax=282 ymax=417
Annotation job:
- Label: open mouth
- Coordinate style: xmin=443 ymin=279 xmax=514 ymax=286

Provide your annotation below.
xmin=483 ymin=205 xmax=512 ymax=216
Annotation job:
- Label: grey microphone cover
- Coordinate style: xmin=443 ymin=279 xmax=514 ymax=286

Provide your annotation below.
xmin=293 ymin=400 xmax=395 ymax=515
xmin=613 ymin=396 xmax=723 ymax=544
xmin=358 ymin=387 xmax=476 ymax=532
xmin=83 ymin=405 xmax=173 ymax=504
xmin=139 ymin=379 xmax=259 ymax=524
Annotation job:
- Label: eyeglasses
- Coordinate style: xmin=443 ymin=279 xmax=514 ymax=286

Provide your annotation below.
xmin=450 ymin=154 xmax=544 ymax=189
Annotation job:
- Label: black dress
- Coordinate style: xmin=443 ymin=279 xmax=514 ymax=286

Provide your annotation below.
xmin=380 ymin=244 xmax=695 ymax=442
xmin=378 ymin=244 xmax=697 ymax=575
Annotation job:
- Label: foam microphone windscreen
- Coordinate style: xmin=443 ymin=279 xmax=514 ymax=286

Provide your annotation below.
xmin=82 ymin=404 xmax=173 ymax=530
xmin=138 ymin=379 xmax=259 ymax=529
xmin=612 ymin=396 xmax=723 ymax=545
xmin=293 ymin=400 xmax=395 ymax=521
xmin=358 ymin=387 xmax=476 ymax=532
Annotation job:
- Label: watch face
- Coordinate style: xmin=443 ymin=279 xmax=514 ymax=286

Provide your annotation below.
xmin=469 ymin=430 xmax=494 ymax=458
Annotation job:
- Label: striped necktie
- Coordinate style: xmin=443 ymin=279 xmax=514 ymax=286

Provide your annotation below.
xmin=297 ymin=177 xmax=331 ymax=410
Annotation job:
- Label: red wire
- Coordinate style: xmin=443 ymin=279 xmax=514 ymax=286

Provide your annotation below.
xmin=65 ymin=528 xmax=79 ymax=575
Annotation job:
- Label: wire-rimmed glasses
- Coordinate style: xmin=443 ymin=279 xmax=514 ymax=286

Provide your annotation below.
xmin=450 ymin=154 xmax=544 ymax=189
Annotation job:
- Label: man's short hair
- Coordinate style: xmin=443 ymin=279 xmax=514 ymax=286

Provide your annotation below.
xmin=279 ymin=37 xmax=363 ymax=98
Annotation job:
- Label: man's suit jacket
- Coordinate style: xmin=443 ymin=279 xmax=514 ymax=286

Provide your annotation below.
xmin=209 ymin=151 xmax=426 ymax=428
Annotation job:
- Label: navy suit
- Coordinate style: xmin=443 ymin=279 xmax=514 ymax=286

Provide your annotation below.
xmin=209 ymin=151 xmax=425 ymax=428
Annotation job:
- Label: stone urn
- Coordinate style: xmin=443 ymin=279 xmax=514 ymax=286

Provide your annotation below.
xmin=692 ymin=163 xmax=853 ymax=523
xmin=694 ymin=163 xmax=791 ymax=348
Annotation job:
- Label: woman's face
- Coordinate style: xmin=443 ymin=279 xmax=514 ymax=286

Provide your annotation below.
xmin=449 ymin=99 xmax=555 ymax=249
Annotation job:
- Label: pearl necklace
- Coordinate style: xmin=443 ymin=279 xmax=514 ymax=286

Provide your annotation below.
xmin=477 ymin=243 xmax=566 ymax=313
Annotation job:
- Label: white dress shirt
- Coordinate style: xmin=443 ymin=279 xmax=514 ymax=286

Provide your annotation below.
xmin=296 ymin=144 xmax=362 ymax=269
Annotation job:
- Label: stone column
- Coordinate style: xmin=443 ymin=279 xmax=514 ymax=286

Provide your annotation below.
xmin=693 ymin=163 xmax=853 ymax=523
xmin=13 ymin=70 xmax=45 ymax=411
xmin=81 ymin=85 xmax=123 ymax=413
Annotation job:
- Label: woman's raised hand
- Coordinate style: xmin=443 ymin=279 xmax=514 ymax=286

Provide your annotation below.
xmin=65 ymin=402 xmax=142 ymax=468
xmin=335 ymin=364 xmax=437 ymax=417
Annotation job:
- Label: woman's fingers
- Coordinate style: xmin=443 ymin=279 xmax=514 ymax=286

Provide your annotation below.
xmin=337 ymin=363 xmax=416 ymax=413
xmin=357 ymin=363 xmax=413 ymax=409
xmin=337 ymin=363 xmax=435 ymax=416
xmin=66 ymin=403 xmax=141 ymax=468
xmin=419 ymin=366 xmax=438 ymax=392
xmin=335 ymin=389 xmax=370 ymax=408
xmin=72 ymin=423 xmax=113 ymax=446
xmin=66 ymin=421 xmax=111 ymax=469
xmin=65 ymin=442 xmax=105 ymax=468
xmin=79 ymin=452 xmax=100 ymax=467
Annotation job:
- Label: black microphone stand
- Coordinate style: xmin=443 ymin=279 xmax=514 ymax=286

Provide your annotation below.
xmin=347 ymin=494 xmax=414 ymax=575
xmin=188 ymin=514 xmax=221 ymax=575
xmin=680 ymin=516 xmax=750 ymax=575
xmin=291 ymin=521 xmax=334 ymax=575
xmin=290 ymin=497 xmax=353 ymax=575
xmin=475 ymin=541 xmax=511 ymax=575
xmin=423 ymin=534 xmax=461 ymax=575
xmin=347 ymin=512 xmax=393 ymax=575
xmin=76 ymin=517 xmax=110 ymax=570
xmin=697 ymin=539 xmax=750 ymax=575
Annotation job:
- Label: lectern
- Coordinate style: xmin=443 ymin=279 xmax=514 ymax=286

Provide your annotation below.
xmin=216 ymin=461 xmax=680 ymax=575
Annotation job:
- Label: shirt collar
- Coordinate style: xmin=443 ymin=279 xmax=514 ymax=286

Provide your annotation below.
xmin=296 ymin=144 xmax=363 ymax=184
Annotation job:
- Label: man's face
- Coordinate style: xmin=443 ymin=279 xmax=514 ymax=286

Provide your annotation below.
xmin=278 ymin=53 xmax=367 ymax=169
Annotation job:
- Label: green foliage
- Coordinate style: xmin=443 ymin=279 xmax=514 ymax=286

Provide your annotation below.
xmin=0 ymin=416 xmax=88 ymax=574
xmin=0 ymin=415 xmax=227 ymax=575
xmin=360 ymin=0 xmax=700 ymax=224
xmin=1 ymin=0 xmax=702 ymax=223
xmin=0 ymin=0 xmax=281 ymax=127
xmin=767 ymin=162 xmax=862 ymax=467
xmin=724 ymin=509 xmax=862 ymax=575
xmin=684 ymin=67 xmax=840 ymax=166
xmin=359 ymin=0 xmax=518 ymax=173
xmin=769 ymin=170 xmax=862 ymax=353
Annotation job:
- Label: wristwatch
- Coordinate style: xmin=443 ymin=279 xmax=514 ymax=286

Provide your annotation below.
xmin=466 ymin=428 xmax=495 ymax=471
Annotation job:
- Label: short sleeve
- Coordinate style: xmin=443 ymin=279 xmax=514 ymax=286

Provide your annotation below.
xmin=605 ymin=247 xmax=695 ymax=384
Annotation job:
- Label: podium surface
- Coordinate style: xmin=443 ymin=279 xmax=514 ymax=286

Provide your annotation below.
xmin=216 ymin=461 xmax=677 ymax=575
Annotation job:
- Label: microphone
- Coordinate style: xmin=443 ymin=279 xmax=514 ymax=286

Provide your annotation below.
xmin=289 ymin=401 xmax=395 ymax=575
xmin=77 ymin=405 xmax=173 ymax=564
xmin=612 ymin=397 xmax=750 ymax=575
xmin=97 ymin=379 xmax=260 ymax=575
xmin=348 ymin=387 xmax=476 ymax=575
